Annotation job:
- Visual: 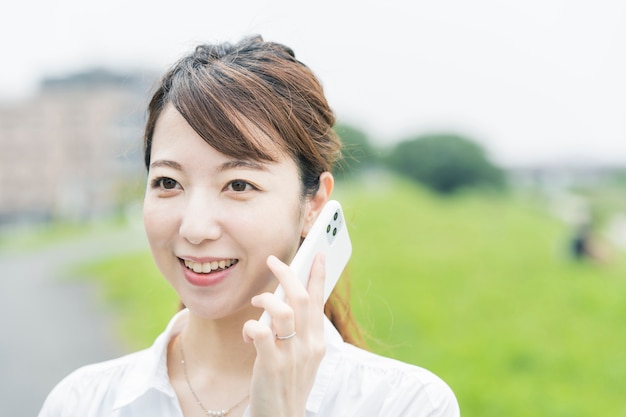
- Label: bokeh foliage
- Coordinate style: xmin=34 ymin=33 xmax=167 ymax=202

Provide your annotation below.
xmin=384 ymin=133 xmax=506 ymax=193
xmin=334 ymin=124 xmax=506 ymax=194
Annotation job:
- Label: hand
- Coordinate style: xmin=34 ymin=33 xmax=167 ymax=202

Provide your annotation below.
xmin=242 ymin=253 xmax=327 ymax=417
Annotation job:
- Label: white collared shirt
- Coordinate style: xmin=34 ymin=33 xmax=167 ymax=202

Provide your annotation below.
xmin=38 ymin=309 xmax=459 ymax=417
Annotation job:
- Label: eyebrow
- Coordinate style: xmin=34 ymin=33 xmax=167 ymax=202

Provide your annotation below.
xmin=218 ymin=159 xmax=269 ymax=172
xmin=149 ymin=160 xmax=183 ymax=171
xmin=149 ymin=159 xmax=269 ymax=172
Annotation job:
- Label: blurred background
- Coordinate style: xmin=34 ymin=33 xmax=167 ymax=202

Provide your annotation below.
xmin=1 ymin=1 xmax=625 ymax=416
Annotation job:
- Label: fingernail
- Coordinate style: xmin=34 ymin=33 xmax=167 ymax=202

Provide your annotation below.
xmin=266 ymin=255 xmax=280 ymax=266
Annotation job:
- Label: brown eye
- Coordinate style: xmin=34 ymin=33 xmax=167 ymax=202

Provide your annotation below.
xmin=153 ymin=177 xmax=179 ymax=190
xmin=229 ymin=180 xmax=249 ymax=192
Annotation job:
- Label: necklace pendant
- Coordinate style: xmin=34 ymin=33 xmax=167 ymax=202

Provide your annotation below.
xmin=207 ymin=411 xmax=226 ymax=417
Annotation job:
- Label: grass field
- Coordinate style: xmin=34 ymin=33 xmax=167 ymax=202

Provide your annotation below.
xmin=72 ymin=176 xmax=626 ymax=417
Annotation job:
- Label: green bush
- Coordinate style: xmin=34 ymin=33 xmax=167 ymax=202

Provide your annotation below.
xmin=385 ymin=133 xmax=506 ymax=194
xmin=334 ymin=122 xmax=380 ymax=179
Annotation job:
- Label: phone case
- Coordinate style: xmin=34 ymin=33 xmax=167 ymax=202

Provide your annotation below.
xmin=259 ymin=199 xmax=352 ymax=326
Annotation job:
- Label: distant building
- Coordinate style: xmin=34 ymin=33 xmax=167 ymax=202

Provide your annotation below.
xmin=0 ymin=68 xmax=155 ymax=224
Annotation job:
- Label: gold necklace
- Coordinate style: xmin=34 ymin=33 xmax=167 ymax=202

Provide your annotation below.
xmin=178 ymin=336 xmax=250 ymax=417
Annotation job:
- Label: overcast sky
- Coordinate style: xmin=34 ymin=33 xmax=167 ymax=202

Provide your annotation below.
xmin=2 ymin=0 xmax=625 ymax=167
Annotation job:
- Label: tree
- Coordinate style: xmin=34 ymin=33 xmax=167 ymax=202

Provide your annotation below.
xmin=333 ymin=123 xmax=380 ymax=180
xmin=385 ymin=133 xmax=506 ymax=194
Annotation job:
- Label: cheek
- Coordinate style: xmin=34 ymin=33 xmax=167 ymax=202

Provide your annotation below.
xmin=142 ymin=200 xmax=158 ymax=241
xmin=142 ymin=199 xmax=181 ymax=284
xmin=243 ymin=203 xmax=304 ymax=262
xmin=143 ymin=198 xmax=175 ymax=247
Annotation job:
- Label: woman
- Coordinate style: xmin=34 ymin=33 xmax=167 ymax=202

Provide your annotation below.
xmin=39 ymin=36 xmax=459 ymax=417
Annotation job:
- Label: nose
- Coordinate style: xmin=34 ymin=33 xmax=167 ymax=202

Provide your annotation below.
xmin=179 ymin=194 xmax=222 ymax=245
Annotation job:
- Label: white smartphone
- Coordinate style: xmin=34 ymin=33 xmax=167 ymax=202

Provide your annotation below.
xmin=259 ymin=199 xmax=352 ymax=326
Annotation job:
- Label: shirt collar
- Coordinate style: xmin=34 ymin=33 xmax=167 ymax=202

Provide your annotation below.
xmin=111 ymin=309 xmax=345 ymax=413
xmin=112 ymin=309 xmax=189 ymax=410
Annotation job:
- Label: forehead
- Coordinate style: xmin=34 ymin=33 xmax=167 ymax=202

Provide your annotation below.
xmin=158 ymin=102 xmax=288 ymax=161
xmin=151 ymin=105 xmax=297 ymax=172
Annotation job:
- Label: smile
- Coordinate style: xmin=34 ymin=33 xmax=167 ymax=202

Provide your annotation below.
xmin=183 ymin=259 xmax=238 ymax=274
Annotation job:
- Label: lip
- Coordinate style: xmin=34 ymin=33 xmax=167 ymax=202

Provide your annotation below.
xmin=179 ymin=257 xmax=236 ymax=287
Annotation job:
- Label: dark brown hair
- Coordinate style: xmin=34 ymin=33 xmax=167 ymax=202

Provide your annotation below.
xmin=143 ymin=35 xmax=365 ymax=347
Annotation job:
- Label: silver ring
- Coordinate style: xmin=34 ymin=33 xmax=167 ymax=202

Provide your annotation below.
xmin=276 ymin=331 xmax=296 ymax=340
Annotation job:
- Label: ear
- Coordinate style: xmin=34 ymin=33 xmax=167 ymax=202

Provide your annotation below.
xmin=302 ymin=172 xmax=334 ymax=237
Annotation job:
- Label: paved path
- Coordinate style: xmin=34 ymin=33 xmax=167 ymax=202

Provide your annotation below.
xmin=0 ymin=225 xmax=149 ymax=416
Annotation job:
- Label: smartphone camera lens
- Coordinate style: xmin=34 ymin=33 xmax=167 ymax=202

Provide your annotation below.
xmin=333 ymin=227 xmax=337 ymax=236
xmin=326 ymin=224 xmax=331 ymax=233
xmin=334 ymin=211 xmax=338 ymax=221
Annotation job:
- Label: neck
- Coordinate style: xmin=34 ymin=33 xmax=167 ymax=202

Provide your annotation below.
xmin=168 ymin=309 xmax=254 ymax=417
xmin=178 ymin=309 xmax=256 ymax=376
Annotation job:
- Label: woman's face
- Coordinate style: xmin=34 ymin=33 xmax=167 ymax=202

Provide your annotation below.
xmin=143 ymin=104 xmax=309 ymax=320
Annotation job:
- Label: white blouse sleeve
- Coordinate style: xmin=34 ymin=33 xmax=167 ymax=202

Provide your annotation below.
xmin=376 ymin=369 xmax=459 ymax=416
xmin=38 ymin=364 xmax=120 ymax=417
xmin=316 ymin=342 xmax=460 ymax=417
xmin=38 ymin=368 xmax=85 ymax=417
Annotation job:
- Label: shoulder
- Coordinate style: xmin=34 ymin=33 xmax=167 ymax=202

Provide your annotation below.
xmin=38 ymin=310 xmax=187 ymax=417
xmin=352 ymin=343 xmax=456 ymax=396
xmin=321 ymin=342 xmax=459 ymax=416
xmin=38 ymin=350 xmax=146 ymax=416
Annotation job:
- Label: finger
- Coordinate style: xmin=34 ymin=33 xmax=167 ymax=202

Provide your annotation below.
xmin=266 ymin=255 xmax=309 ymax=303
xmin=243 ymin=319 xmax=294 ymax=363
xmin=305 ymin=253 xmax=327 ymax=335
xmin=251 ymin=293 xmax=295 ymax=340
xmin=306 ymin=252 xmax=326 ymax=309
xmin=242 ymin=319 xmax=275 ymax=347
xmin=266 ymin=255 xmax=310 ymax=332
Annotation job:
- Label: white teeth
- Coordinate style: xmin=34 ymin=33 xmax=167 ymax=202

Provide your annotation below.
xmin=183 ymin=259 xmax=237 ymax=273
